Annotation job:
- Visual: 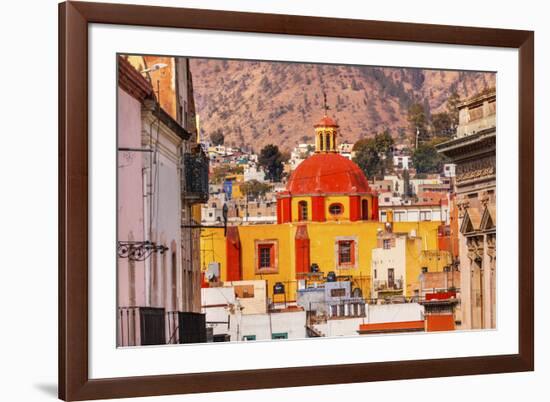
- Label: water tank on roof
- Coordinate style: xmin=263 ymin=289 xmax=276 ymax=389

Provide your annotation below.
xmin=326 ymin=271 xmax=337 ymax=282
xmin=310 ymin=263 xmax=319 ymax=273
xmin=273 ymin=282 xmax=285 ymax=294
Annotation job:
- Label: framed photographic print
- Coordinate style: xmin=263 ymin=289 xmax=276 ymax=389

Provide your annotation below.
xmin=59 ymin=1 xmax=534 ymax=400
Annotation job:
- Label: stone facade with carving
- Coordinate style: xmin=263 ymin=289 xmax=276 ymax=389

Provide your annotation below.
xmin=437 ymin=89 xmax=496 ymax=330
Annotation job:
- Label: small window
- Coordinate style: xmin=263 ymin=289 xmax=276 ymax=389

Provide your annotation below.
xmin=235 ymin=284 xmax=255 ymax=298
xmin=388 ymin=268 xmax=395 ymax=288
xmin=256 ymin=241 xmax=277 ymax=273
xmin=420 ymin=211 xmax=432 ymax=221
xmin=243 ymin=335 xmax=256 ymax=341
xmin=338 ymin=240 xmax=354 ymax=266
xmin=259 ymin=245 xmax=273 ymax=269
xmin=271 ymin=332 xmax=288 ymax=340
xmin=421 ymin=267 xmax=428 ymax=274
xmin=329 ymin=203 xmax=343 ymax=216
xmin=361 ymin=199 xmax=369 ymax=220
xmin=374 ymin=269 xmax=377 ymax=279
xmin=330 ymin=288 xmax=346 ymax=297
xmin=383 ymin=239 xmax=392 ymax=249
xmin=298 ymin=200 xmax=308 ymax=221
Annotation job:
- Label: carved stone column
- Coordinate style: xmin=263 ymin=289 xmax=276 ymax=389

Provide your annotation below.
xmin=467 ymin=236 xmax=484 ymax=330
xmin=486 ymin=234 xmax=496 ymax=328
xmin=459 ymin=234 xmax=471 ymax=329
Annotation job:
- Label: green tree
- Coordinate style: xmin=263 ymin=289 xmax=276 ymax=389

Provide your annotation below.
xmin=352 ymin=131 xmax=395 ymax=179
xmin=446 ymin=91 xmax=461 ymax=129
xmin=210 ymin=129 xmax=225 ymax=146
xmin=240 ymin=180 xmax=272 ymax=200
xmin=430 ymin=112 xmax=454 ymax=138
xmin=412 ymin=141 xmax=446 ymax=174
xmin=258 ymin=144 xmax=285 ymax=182
xmin=402 ymin=168 xmax=413 ymax=198
xmin=407 ymin=102 xmax=429 ymax=146
xmin=353 ymin=138 xmax=379 ymax=178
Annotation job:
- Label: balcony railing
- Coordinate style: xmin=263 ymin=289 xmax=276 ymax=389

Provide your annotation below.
xmin=118 ymin=307 xmax=166 ymax=347
xmin=182 ymin=151 xmax=209 ymax=203
xmin=373 ymin=278 xmax=403 ymax=291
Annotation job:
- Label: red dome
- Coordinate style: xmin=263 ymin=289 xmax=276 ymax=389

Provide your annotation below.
xmin=315 ymin=115 xmax=338 ymax=128
xmin=287 ymin=153 xmax=371 ymax=195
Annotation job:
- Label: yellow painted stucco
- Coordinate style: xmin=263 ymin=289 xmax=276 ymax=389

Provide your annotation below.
xmin=291 ymin=196 xmax=313 ymax=222
xmin=200 ymin=220 xmax=444 ymax=302
xmin=325 ymin=196 xmax=350 ymax=221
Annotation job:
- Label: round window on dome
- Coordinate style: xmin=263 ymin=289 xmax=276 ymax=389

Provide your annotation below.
xmin=329 ymin=203 xmax=343 ymax=216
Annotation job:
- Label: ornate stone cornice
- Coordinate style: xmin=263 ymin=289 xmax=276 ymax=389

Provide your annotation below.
xmin=455 ymin=156 xmax=496 ymax=185
xmin=436 ymin=129 xmax=496 ymax=162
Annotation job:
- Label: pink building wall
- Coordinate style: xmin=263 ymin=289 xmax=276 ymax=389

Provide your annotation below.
xmin=117 ymin=88 xmax=146 ymax=308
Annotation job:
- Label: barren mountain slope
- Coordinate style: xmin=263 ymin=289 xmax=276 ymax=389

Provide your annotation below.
xmin=190 ymin=58 xmax=495 ymax=151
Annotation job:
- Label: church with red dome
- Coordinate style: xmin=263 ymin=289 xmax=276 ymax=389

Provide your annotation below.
xmin=277 ymin=115 xmax=379 ymax=223
xmin=201 ymin=113 xmax=447 ymax=304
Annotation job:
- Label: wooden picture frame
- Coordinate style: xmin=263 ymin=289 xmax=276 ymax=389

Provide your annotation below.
xmin=59 ymin=1 xmax=534 ymax=400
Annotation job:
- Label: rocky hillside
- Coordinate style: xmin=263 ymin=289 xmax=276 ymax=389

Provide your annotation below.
xmin=190 ymin=58 xmax=495 ymax=152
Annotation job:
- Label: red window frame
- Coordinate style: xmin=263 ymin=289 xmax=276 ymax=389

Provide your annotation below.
xmin=256 ymin=242 xmax=276 ymax=273
xmin=337 ymin=240 xmax=355 ymax=266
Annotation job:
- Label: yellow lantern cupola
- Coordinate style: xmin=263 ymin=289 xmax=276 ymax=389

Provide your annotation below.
xmin=314 ymin=115 xmax=339 ymax=153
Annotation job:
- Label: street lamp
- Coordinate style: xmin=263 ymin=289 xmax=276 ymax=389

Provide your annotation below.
xmin=140 ymin=63 xmax=168 ymax=74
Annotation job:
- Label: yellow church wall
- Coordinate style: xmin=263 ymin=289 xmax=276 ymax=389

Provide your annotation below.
xmin=307 ymin=221 xmax=382 ymax=298
xmin=391 ymin=222 xmax=452 ymax=297
xmin=200 ymin=220 xmax=444 ymax=302
xmin=238 ymin=223 xmax=297 ymax=301
xmin=291 ymin=196 xmax=313 ymax=222
xmin=200 ymin=227 xmax=227 ymax=273
xmin=324 ymin=196 xmax=350 ymax=221
xmin=404 ymin=237 xmax=423 ymax=297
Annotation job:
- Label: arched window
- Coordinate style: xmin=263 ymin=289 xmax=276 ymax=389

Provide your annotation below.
xmin=361 ymin=199 xmax=369 ymax=220
xmin=319 ymin=132 xmax=324 ymax=150
xmin=329 ymin=203 xmax=343 ymax=216
xmin=298 ymin=200 xmax=308 ymax=221
xmin=325 ymin=132 xmax=331 ymax=150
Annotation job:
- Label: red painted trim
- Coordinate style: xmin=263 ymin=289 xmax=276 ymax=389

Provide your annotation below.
xmin=226 ymin=227 xmax=242 ymax=281
xmin=359 ymin=320 xmax=425 ymax=333
xmin=311 ymin=196 xmax=325 ymax=221
xmin=349 ymin=196 xmax=361 ymax=221
xmin=280 ymin=197 xmax=292 ymax=223
xmin=295 ymin=225 xmax=310 ymax=276
xmin=276 ymin=198 xmax=282 ymax=224
xmin=426 ymin=291 xmax=456 ymax=301
xmin=426 ymin=314 xmax=455 ymax=332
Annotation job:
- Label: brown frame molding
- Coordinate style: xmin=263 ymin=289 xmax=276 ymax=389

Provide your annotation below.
xmin=59 ymin=1 xmax=534 ymax=400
